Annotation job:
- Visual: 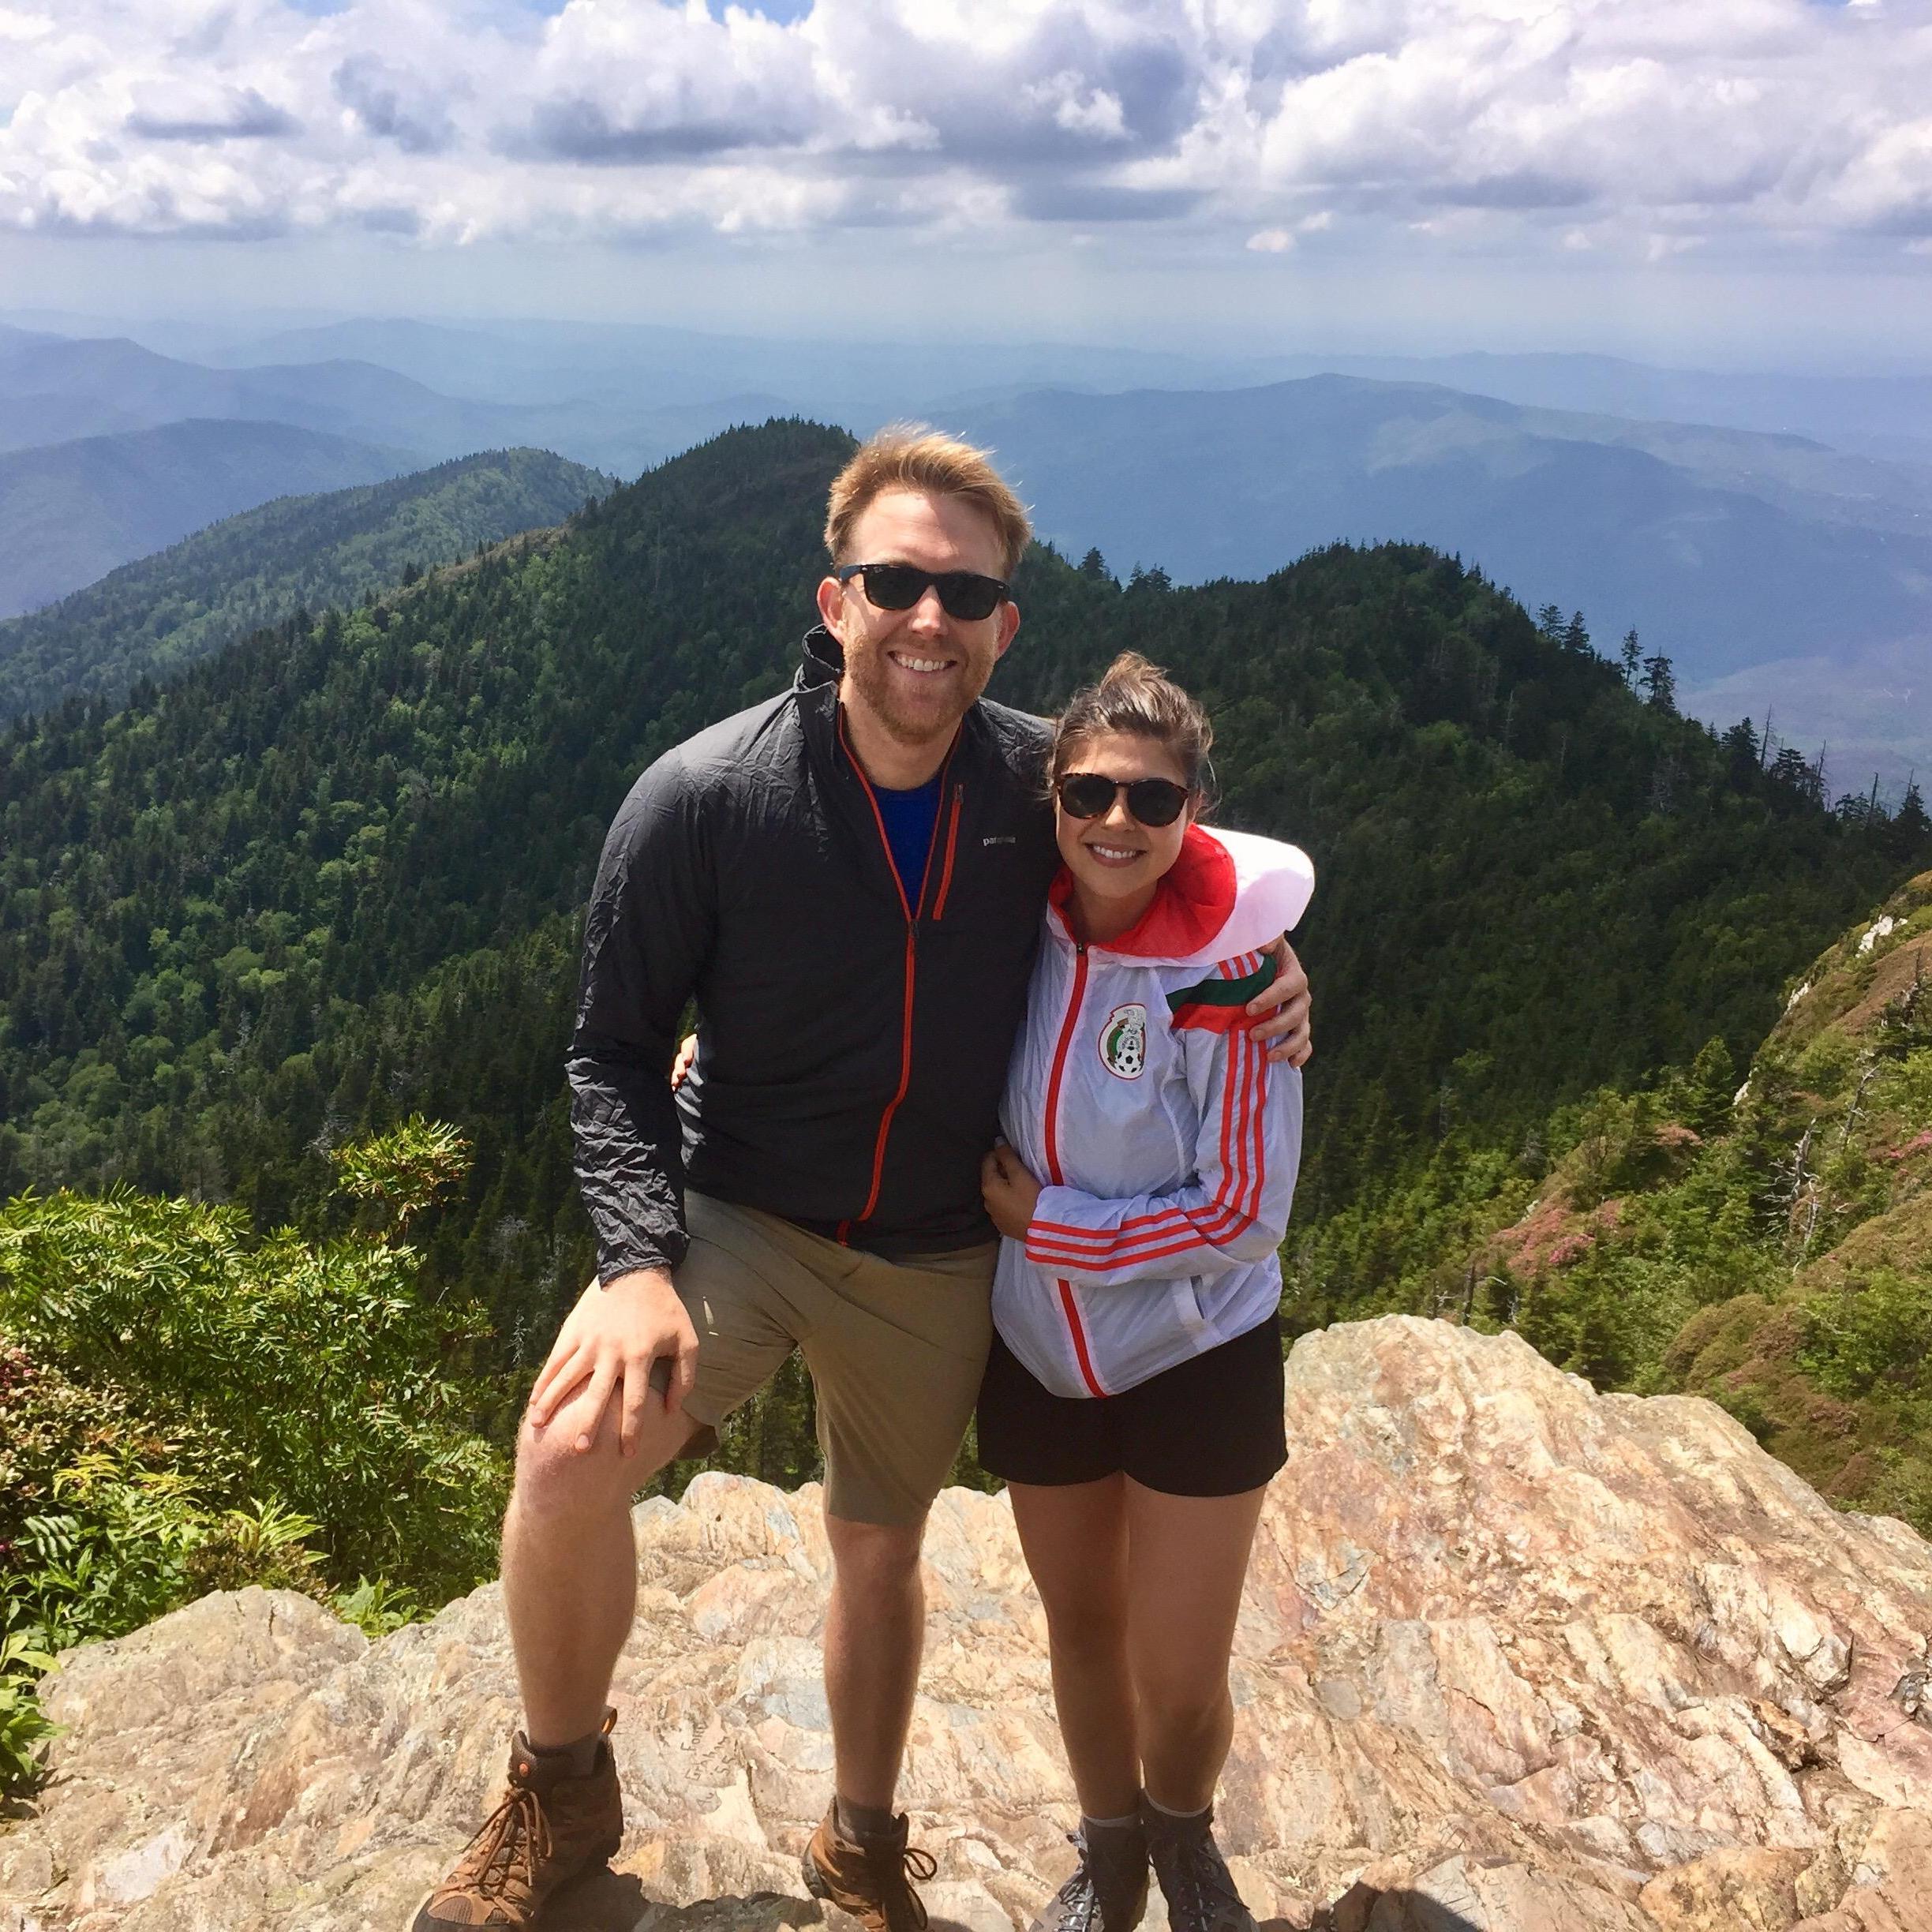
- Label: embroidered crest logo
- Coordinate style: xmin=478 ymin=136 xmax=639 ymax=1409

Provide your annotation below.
xmin=1099 ymin=1002 xmax=1148 ymax=1080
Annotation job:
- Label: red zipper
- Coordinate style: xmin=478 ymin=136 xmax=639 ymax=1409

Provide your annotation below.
xmin=833 ymin=713 xmax=958 ymax=1242
xmin=930 ymin=784 xmax=964 ymax=921
xmin=1040 ymin=938 xmax=1106 ymax=1396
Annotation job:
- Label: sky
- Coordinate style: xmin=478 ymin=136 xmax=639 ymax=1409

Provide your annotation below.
xmin=2 ymin=0 xmax=1930 ymax=366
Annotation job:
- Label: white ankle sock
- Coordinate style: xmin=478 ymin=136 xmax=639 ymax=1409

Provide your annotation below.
xmin=1144 ymin=1795 xmax=1210 ymax=1823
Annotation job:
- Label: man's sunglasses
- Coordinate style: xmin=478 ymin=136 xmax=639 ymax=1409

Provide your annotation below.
xmin=834 ymin=562 xmax=1010 ymax=622
xmin=1055 ymin=772 xmax=1193 ymax=828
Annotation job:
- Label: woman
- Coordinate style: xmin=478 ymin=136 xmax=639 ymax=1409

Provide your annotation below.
xmin=978 ymin=652 xmax=1312 ymax=1932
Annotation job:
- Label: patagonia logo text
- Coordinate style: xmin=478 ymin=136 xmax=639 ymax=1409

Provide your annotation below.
xmin=982 ymin=834 xmax=1017 ymax=846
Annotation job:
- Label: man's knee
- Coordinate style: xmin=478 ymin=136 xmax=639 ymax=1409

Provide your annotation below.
xmin=513 ymin=1383 xmax=696 ymax=1511
xmin=826 ymin=1513 xmax=927 ymax=1592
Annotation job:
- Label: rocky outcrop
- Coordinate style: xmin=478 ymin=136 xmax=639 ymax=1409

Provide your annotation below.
xmin=8 ymin=1316 xmax=1932 ymax=1931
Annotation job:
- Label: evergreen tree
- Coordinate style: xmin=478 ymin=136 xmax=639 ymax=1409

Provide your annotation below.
xmin=1077 ymin=548 xmax=1111 ymax=581
xmin=1619 ymin=628 xmax=1642 ymax=687
xmin=1639 ymin=653 xmax=1677 ymax=713
xmin=1769 ymin=744 xmax=1813 ymax=792
xmin=1720 ymin=719 xmax=1760 ymax=790
xmin=1561 ymin=612 xmax=1591 ymax=656
xmin=1893 ymin=777 xmax=1931 ymax=860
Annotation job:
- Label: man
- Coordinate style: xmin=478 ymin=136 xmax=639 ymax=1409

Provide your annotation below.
xmin=414 ymin=429 xmax=1312 ymax=1932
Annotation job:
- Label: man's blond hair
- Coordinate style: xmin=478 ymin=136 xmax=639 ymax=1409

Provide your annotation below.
xmin=825 ymin=425 xmax=1032 ymax=580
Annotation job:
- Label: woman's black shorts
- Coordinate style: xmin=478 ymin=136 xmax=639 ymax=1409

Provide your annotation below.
xmin=975 ymin=1311 xmax=1287 ymax=1498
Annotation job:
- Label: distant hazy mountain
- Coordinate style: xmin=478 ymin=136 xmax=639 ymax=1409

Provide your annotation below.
xmin=0 ymin=333 xmax=573 ymax=460
xmin=194 ymin=316 xmax=1932 ymax=465
xmin=196 ymin=315 xmax=1258 ymax=425
xmin=945 ymin=374 xmax=1932 ymax=792
xmin=1248 ymin=352 xmax=1932 ymax=466
xmin=0 ymin=330 xmax=798 ymax=477
xmin=0 ymin=418 xmax=419 ymax=619
xmin=1679 ymin=638 xmax=1930 ymax=801
xmin=0 ymin=447 xmax=611 ymax=720
xmin=946 ymin=376 xmax=1932 ymax=670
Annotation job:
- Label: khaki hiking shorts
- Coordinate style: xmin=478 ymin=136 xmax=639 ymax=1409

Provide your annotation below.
xmin=674 ymin=1190 xmax=997 ymax=1526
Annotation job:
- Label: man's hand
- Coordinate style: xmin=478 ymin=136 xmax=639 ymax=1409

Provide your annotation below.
xmin=981 ymin=1144 xmax=1043 ymax=1241
xmin=1249 ymin=937 xmax=1312 ymax=1068
xmin=670 ymin=1032 xmax=698 ymax=1089
xmin=526 ymin=1268 xmax=698 ymax=1458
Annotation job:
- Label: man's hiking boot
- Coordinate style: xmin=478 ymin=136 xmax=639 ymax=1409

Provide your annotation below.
xmin=800 ymin=1803 xmax=938 ymax=1932
xmin=1028 ymin=1818 xmax=1149 ymax=1932
xmin=411 ymin=1711 xmax=622 ymax=1929
xmin=1142 ymin=1801 xmax=1256 ymax=1932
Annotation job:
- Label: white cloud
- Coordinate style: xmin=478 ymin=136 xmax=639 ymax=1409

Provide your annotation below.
xmin=0 ymin=0 xmax=1927 ymax=260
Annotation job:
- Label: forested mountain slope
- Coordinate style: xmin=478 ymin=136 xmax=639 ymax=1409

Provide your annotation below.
xmin=1304 ymin=863 xmax=1932 ymax=1531
xmin=0 ymin=418 xmax=417 ymax=619
xmin=0 ymin=418 xmax=1921 ymax=1367
xmin=0 ymin=448 xmax=612 ymax=722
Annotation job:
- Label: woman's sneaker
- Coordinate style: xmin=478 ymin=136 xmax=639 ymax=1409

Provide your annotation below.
xmin=1028 ymin=1819 xmax=1150 ymax=1932
xmin=411 ymin=1713 xmax=622 ymax=1929
xmin=1141 ymin=1801 xmax=1256 ymax=1932
xmin=800 ymin=1804 xmax=938 ymax=1932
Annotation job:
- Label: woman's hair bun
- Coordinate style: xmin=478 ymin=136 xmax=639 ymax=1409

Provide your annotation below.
xmin=1048 ymin=651 xmax=1215 ymax=803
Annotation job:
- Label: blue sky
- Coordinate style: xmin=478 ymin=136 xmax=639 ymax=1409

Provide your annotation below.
xmin=2 ymin=0 xmax=1928 ymax=368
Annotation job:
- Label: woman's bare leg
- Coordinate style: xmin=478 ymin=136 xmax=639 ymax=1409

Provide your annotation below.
xmin=1121 ymin=1481 xmax=1269 ymax=1814
xmin=1009 ymin=1475 xmax=1140 ymax=1819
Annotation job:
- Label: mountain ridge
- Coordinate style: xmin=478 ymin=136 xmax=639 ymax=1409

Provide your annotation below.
xmin=0 ymin=447 xmax=612 ymax=721
xmin=0 ymin=417 xmax=421 ymax=619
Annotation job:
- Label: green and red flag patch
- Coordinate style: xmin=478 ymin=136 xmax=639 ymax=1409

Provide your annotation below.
xmin=1166 ymin=953 xmax=1278 ymax=1034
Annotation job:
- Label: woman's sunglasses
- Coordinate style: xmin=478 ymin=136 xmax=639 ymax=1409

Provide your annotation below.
xmin=835 ymin=562 xmax=1010 ymax=623
xmin=1055 ymin=772 xmax=1192 ymax=828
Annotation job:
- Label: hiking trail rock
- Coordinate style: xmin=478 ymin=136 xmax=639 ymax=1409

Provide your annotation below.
xmin=7 ymin=1316 xmax=1932 ymax=1931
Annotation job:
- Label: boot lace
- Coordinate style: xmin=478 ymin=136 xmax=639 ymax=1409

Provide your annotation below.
xmin=455 ymin=1784 xmax=552 ymax=1904
xmin=866 ymin=1839 xmax=938 ymax=1931
xmin=1048 ymin=1833 xmax=1106 ymax=1932
xmin=1159 ymin=1830 xmax=1248 ymax=1932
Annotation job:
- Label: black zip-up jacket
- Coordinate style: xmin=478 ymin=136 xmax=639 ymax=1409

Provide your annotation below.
xmin=570 ymin=627 xmax=1059 ymax=1281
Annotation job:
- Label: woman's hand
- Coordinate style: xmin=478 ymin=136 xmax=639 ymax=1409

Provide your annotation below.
xmin=981 ymin=1144 xmax=1043 ymax=1241
xmin=670 ymin=1032 xmax=698 ymax=1089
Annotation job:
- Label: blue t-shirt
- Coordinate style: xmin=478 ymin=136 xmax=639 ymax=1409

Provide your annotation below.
xmin=874 ymin=773 xmax=944 ymax=912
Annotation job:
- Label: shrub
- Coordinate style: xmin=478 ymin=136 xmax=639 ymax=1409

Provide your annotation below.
xmin=0 ymin=1122 xmax=511 ymax=1797
xmin=0 ymin=1126 xmax=507 ymax=1601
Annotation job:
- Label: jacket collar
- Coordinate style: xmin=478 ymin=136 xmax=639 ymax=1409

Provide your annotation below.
xmin=796 ymin=623 xmax=844 ymax=690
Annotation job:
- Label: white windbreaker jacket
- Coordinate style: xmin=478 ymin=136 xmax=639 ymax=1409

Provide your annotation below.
xmin=993 ymin=824 xmax=1316 ymax=1400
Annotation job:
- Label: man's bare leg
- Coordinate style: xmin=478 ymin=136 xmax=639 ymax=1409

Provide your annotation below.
xmin=822 ymin=1514 xmax=927 ymax=1810
xmin=502 ymin=1370 xmax=699 ymax=1747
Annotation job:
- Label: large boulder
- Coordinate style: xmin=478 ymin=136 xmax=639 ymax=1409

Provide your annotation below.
xmin=7 ymin=1316 xmax=1932 ymax=1930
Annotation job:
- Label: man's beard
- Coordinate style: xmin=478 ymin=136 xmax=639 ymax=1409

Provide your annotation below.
xmin=845 ymin=642 xmax=987 ymax=748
